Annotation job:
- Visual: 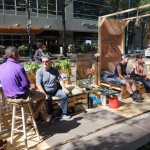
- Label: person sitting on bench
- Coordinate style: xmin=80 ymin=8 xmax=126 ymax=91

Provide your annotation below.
xmin=36 ymin=55 xmax=70 ymax=123
xmin=131 ymin=54 xmax=150 ymax=97
xmin=114 ymin=54 xmax=143 ymax=103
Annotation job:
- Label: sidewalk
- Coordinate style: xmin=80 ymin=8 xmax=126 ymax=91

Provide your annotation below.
xmin=56 ymin=112 xmax=150 ymax=150
xmin=2 ymin=93 xmax=150 ymax=150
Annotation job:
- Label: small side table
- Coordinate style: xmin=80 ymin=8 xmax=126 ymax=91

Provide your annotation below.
xmin=100 ymin=89 xmax=121 ymax=106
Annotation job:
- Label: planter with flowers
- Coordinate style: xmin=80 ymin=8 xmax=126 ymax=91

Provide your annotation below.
xmin=86 ymin=68 xmax=95 ymax=88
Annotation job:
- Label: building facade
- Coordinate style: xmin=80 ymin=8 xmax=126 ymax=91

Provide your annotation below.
xmin=0 ymin=0 xmax=149 ymax=54
xmin=0 ymin=0 xmax=100 ymax=53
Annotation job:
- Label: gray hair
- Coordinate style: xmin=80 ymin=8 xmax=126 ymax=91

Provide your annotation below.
xmin=5 ymin=46 xmax=18 ymax=58
xmin=41 ymin=55 xmax=51 ymax=61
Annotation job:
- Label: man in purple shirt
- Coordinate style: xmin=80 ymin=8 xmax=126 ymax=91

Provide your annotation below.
xmin=0 ymin=46 xmax=45 ymax=121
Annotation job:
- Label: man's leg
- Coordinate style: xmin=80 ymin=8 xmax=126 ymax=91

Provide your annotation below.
xmin=44 ymin=98 xmax=54 ymax=114
xmin=55 ymin=89 xmax=68 ymax=115
xmin=28 ymin=90 xmax=45 ymax=117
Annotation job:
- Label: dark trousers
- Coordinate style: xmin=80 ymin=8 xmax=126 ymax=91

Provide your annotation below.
xmin=134 ymin=76 xmax=150 ymax=93
xmin=44 ymin=89 xmax=68 ymax=115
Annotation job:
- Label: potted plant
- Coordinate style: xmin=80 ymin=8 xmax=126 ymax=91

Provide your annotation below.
xmin=68 ymin=44 xmax=75 ymax=53
xmin=24 ymin=62 xmax=41 ymax=90
xmin=0 ymin=45 xmax=5 ymax=57
xmin=18 ymin=45 xmax=28 ymax=56
xmin=53 ymin=60 xmax=72 ymax=84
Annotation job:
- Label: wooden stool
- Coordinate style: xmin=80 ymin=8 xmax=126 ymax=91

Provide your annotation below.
xmin=10 ymin=102 xmax=40 ymax=149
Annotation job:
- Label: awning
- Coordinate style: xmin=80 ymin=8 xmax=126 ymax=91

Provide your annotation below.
xmin=0 ymin=26 xmax=44 ymax=35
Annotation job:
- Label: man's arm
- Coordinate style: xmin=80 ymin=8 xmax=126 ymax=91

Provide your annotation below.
xmin=116 ymin=65 xmax=126 ymax=80
xmin=36 ymin=70 xmax=48 ymax=99
xmin=19 ymin=68 xmax=30 ymax=90
xmin=59 ymin=80 xmax=69 ymax=94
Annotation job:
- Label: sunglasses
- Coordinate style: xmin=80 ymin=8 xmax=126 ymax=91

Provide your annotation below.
xmin=42 ymin=61 xmax=49 ymax=63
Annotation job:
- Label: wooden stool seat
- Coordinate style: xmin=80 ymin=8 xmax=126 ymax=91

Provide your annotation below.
xmin=9 ymin=101 xmax=40 ymax=149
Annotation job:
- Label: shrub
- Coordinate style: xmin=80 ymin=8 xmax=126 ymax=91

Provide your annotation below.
xmin=18 ymin=45 xmax=28 ymax=56
xmin=0 ymin=45 xmax=5 ymax=56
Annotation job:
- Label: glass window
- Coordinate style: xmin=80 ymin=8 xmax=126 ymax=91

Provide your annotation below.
xmin=48 ymin=0 xmax=56 ymax=15
xmin=31 ymin=0 xmax=37 ymax=13
xmin=74 ymin=0 xmax=106 ymax=20
xmin=0 ymin=0 xmax=3 ymax=9
xmin=13 ymin=35 xmax=22 ymax=39
xmin=38 ymin=0 xmax=47 ymax=14
xmin=57 ymin=0 xmax=62 ymax=15
xmin=16 ymin=0 xmax=26 ymax=12
xmin=4 ymin=0 xmax=15 ymax=10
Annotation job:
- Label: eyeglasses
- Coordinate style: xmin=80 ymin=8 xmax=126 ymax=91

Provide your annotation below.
xmin=42 ymin=61 xmax=49 ymax=63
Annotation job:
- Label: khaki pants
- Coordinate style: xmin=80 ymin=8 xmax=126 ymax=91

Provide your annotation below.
xmin=7 ymin=90 xmax=45 ymax=117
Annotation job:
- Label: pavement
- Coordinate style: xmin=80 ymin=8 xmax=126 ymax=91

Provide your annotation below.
xmin=1 ymin=93 xmax=150 ymax=150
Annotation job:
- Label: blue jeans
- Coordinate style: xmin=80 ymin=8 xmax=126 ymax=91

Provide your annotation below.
xmin=134 ymin=76 xmax=150 ymax=93
xmin=44 ymin=89 xmax=68 ymax=115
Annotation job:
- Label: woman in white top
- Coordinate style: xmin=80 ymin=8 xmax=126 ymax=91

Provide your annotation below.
xmin=131 ymin=54 xmax=150 ymax=96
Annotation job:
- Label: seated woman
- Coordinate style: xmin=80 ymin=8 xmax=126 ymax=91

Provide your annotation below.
xmin=114 ymin=54 xmax=143 ymax=103
xmin=131 ymin=54 xmax=150 ymax=97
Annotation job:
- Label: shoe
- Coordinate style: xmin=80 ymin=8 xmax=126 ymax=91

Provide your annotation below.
xmin=132 ymin=94 xmax=143 ymax=101
xmin=57 ymin=114 xmax=71 ymax=120
xmin=49 ymin=115 xmax=58 ymax=124
xmin=135 ymin=94 xmax=144 ymax=101
xmin=133 ymin=99 xmax=143 ymax=103
xmin=132 ymin=94 xmax=137 ymax=101
xmin=26 ymin=118 xmax=33 ymax=126
xmin=35 ymin=112 xmax=45 ymax=123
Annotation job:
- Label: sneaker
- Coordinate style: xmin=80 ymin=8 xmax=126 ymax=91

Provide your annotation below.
xmin=132 ymin=94 xmax=143 ymax=101
xmin=49 ymin=115 xmax=58 ymax=124
xmin=135 ymin=94 xmax=144 ymax=101
xmin=35 ymin=113 xmax=45 ymax=123
xmin=57 ymin=114 xmax=71 ymax=120
xmin=132 ymin=94 xmax=137 ymax=101
xmin=133 ymin=99 xmax=143 ymax=103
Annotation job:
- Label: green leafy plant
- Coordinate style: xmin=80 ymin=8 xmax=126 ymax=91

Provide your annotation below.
xmin=53 ymin=60 xmax=72 ymax=83
xmin=25 ymin=61 xmax=41 ymax=74
xmin=0 ymin=45 xmax=5 ymax=57
xmin=68 ymin=44 xmax=75 ymax=53
xmin=18 ymin=45 xmax=28 ymax=56
xmin=79 ymin=43 xmax=91 ymax=53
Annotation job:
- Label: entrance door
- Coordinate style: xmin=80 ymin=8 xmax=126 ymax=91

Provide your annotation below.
xmin=44 ymin=38 xmax=59 ymax=54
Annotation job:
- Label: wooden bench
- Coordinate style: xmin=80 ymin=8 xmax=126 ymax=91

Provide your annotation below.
xmin=51 ymin=85 xmax=88 ymax=112
xmin=100 ymin=80 xmax=145 ymax=99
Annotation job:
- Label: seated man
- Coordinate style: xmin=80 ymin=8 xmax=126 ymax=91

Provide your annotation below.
xmin=114 ymin=54 xmax=143 ymax=103
xmin=36 ymin=55 xmax=70 ymax=123
xmin=0 ymin=46 xmax=46 ymax=124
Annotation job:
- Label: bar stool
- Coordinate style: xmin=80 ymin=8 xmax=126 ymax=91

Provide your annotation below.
xmin=9 ymin=101 xmax=40 ymax=149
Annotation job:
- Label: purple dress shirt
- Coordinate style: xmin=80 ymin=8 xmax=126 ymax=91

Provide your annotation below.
xmin=0 ymin=59 xmax=30 ymax=98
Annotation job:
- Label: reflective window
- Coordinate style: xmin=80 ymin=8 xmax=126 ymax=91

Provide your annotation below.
xmin=31 ymin=0 xmax=37 ymax=13
xmin=4 ymin=0 xmax=15 ymax=10
xmin=48 ymin=0 xmax=56 ymax=15
xmin=16 ymin=0 xmax=26 ymax=12
xmin=74 ymin=0 xmax=107 ymax=20
xmin=38 ymin=0 xmax=47 ymax=14
xmin=0 ymin=0 xmax=3 ymax=9
xmin=57 ymin=0 xmax=62 ymax=15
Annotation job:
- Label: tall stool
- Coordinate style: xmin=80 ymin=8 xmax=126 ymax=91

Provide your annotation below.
xmin=10 ymin=101 xmax=40 ymax=149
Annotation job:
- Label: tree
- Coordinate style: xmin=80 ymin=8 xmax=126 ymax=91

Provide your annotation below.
xmin=138 ymin=0 xmax=150 ymax=49
xmin=61 ymin=0 xmax=72 ymax=57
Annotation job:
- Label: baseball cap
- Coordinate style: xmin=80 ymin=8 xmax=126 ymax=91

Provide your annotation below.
xmin=121 ymin=54 xmax=130 ymax=59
